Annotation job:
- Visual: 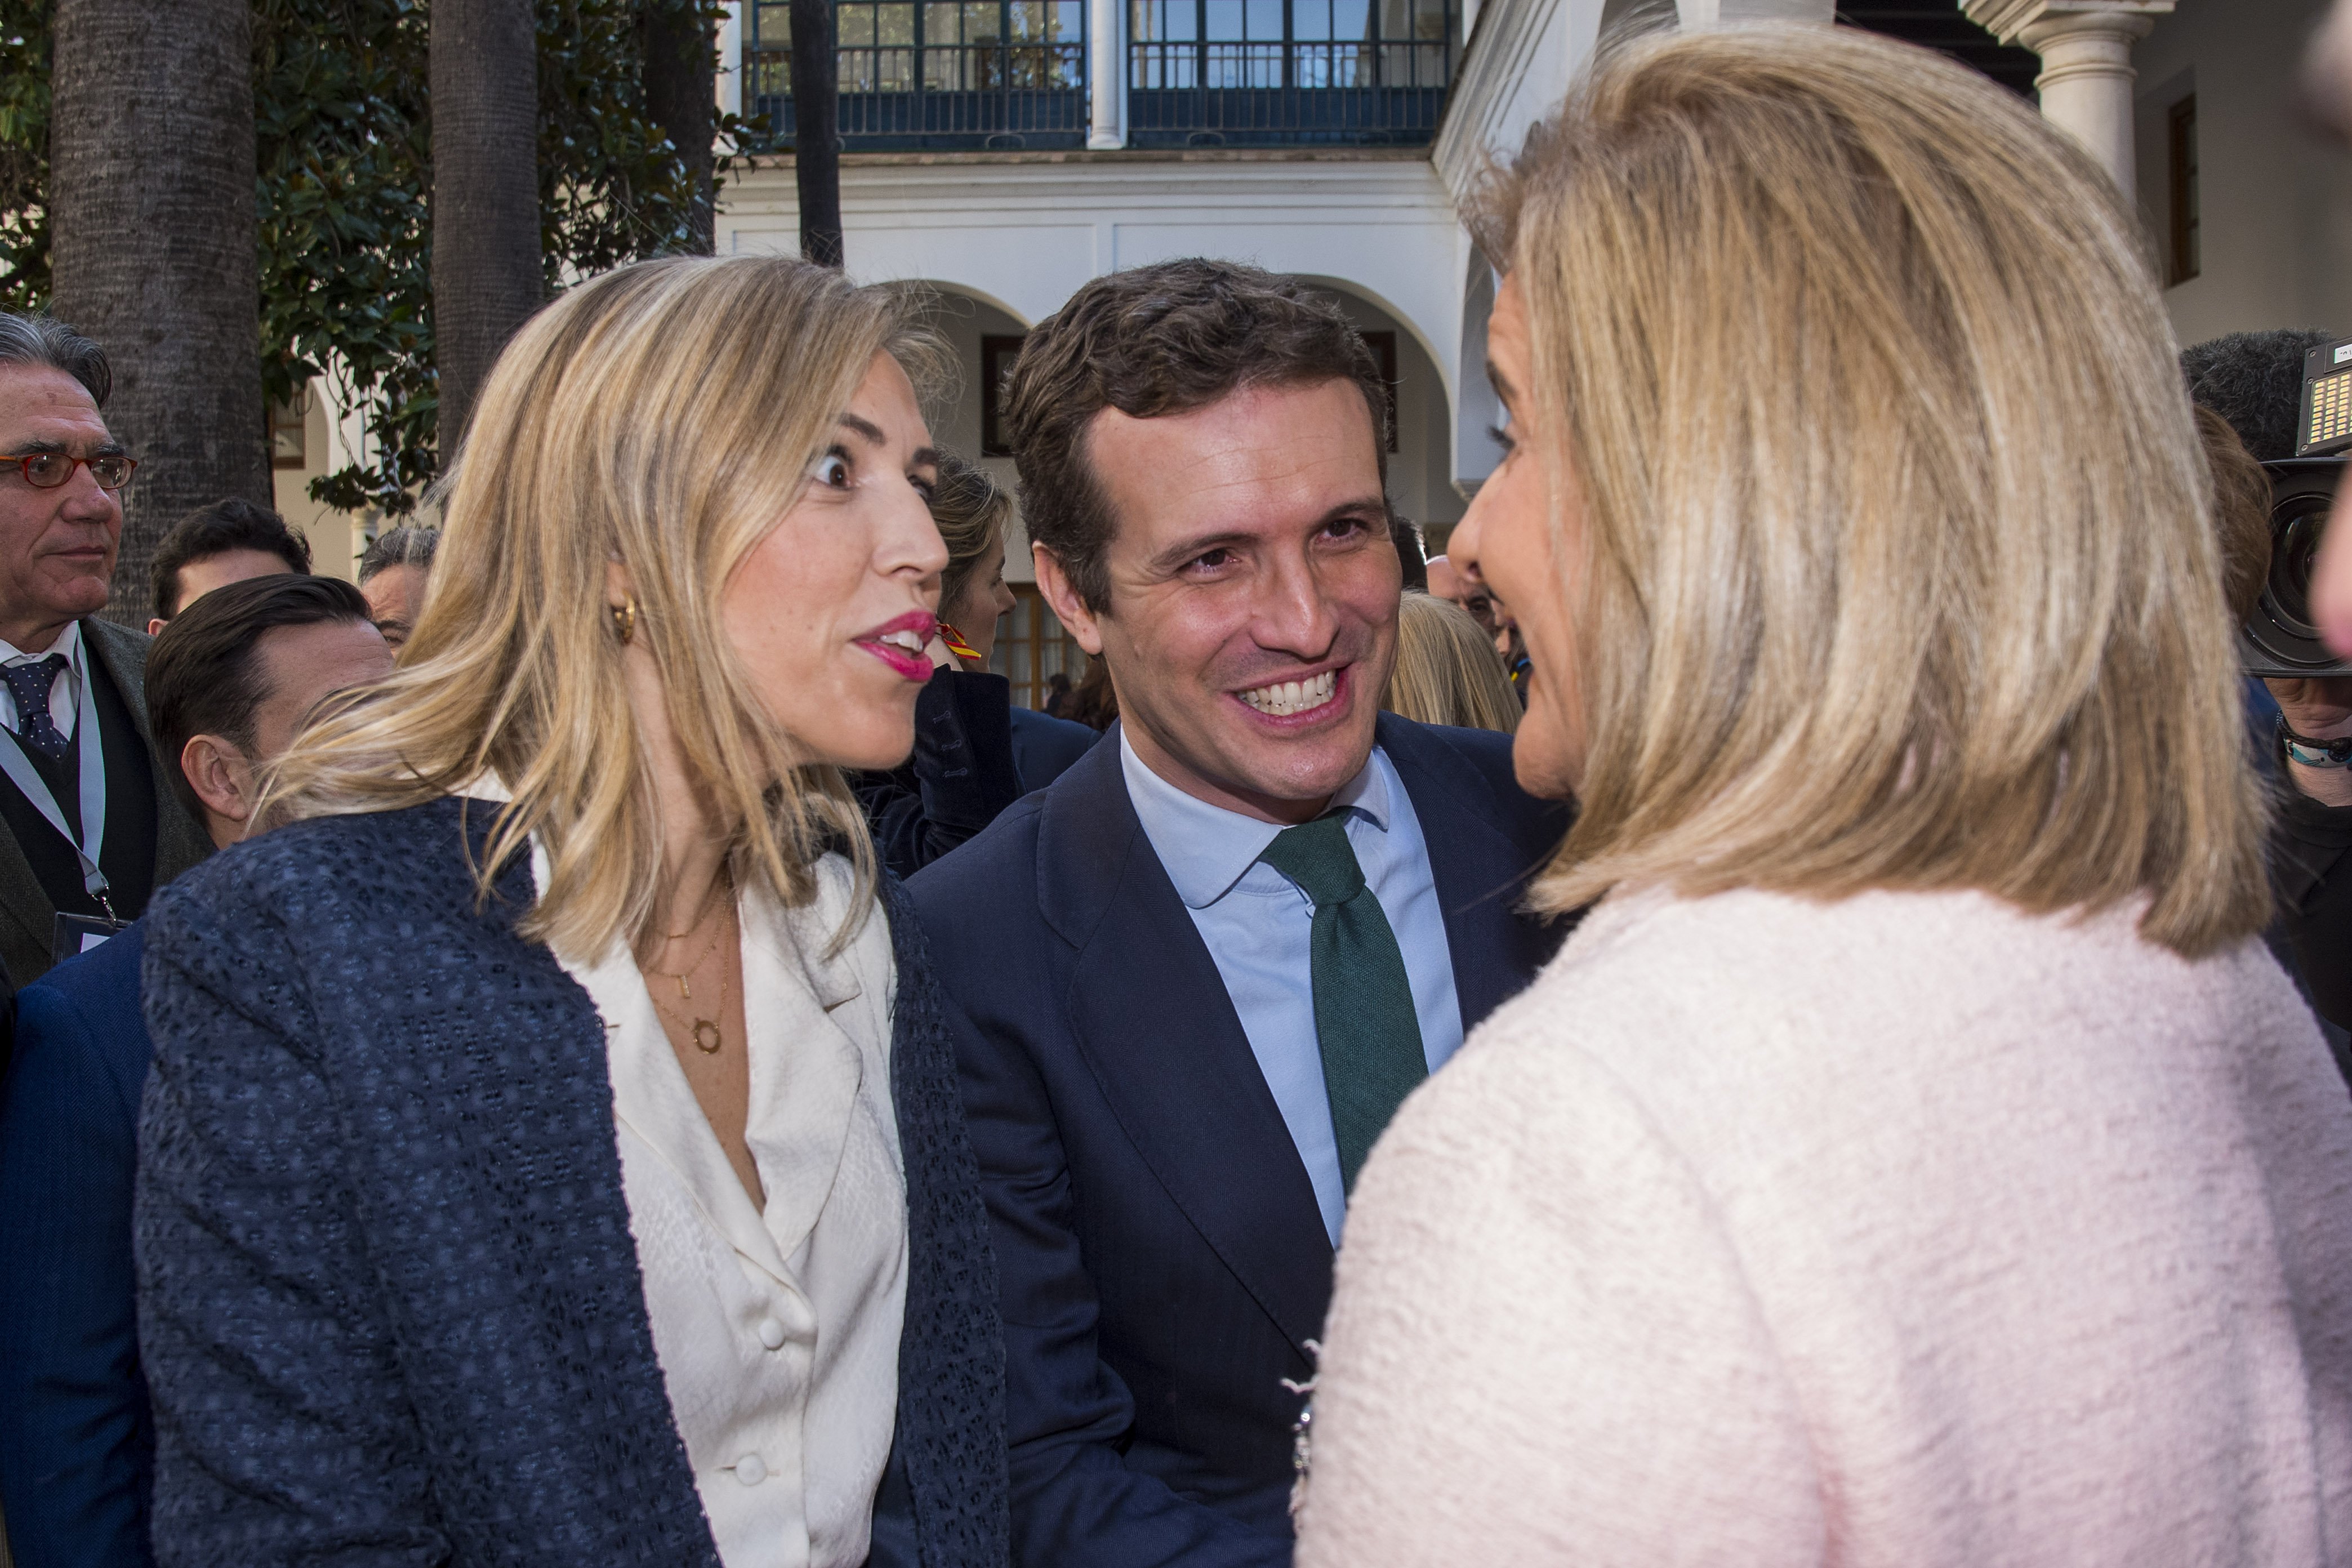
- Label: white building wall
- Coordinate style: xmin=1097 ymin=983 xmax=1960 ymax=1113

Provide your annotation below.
xmin=719 ymin=148 xmax=1476 ymax=559
xmin=2134 ymin=0 xmax=2352 ymax=343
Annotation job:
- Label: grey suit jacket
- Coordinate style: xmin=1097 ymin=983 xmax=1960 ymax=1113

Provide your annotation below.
xmin=0 ymin=617 xmax=210 ymax=989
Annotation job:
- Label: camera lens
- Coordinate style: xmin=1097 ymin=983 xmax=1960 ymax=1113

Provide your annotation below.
xmin=2270 ymin=502 xmax=2329 ymax=631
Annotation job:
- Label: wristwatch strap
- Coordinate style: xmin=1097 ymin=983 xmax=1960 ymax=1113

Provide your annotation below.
xmin=2279 ymin=715 xmax=2352 ymax=769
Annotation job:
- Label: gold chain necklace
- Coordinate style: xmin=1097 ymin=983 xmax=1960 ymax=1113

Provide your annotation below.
xmin=645 ymin=890 xmax=736 ymax=1055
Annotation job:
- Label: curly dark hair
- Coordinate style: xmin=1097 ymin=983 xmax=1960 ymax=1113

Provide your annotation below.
xmin=1003 ymin=258 xmax=1391 ymax=612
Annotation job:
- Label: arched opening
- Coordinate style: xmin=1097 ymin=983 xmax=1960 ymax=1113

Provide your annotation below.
xmin=1296 ymin=278 xmax=1464 ymax=544
xmin=907 ymin=286 xmax=1092 ymax=709
xmin=1449 ymin=249 xmax=1503 ymax=549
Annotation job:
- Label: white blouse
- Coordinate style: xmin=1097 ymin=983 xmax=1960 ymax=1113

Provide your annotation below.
xmin=553 ymin=849 xmax=910 ymax=1568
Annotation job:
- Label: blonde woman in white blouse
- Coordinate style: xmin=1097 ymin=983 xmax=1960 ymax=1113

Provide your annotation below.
xmin=133 ymin=258 xmax=1008 ymax=1565
xmin=1293 ymin=24 xmax=2352 ymax=1568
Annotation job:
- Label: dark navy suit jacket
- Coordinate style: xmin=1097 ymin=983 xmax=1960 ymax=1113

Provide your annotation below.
xmin=908 ymin=715 xmax=1570 ymax=1567
xmin=133 ymin=799 xmax=1009 ymax=1567
xmin=0 ymin=923 xmax=154 ymax=1567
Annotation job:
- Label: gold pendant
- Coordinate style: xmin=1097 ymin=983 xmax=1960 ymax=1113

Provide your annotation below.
xmin=692 ymin=1018 xmax=722 ymax=1054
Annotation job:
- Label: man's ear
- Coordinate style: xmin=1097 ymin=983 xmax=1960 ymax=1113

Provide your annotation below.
xmin=145 ymin=617 xmax=167 ymax=638
xmin=180 ymin=733 xmax=256 ymax=840
xmin=1032 ymin=545 xmax=1104 ymax=657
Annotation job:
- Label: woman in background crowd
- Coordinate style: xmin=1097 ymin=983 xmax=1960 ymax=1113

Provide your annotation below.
xmin=1382 ymin=589 xmax=1519 ymax=734
xmin=1297 ymin=25 xmax=2352 ymax=1566
xmin=133 ymin=256 xmax=1008 ymax=1566
xmin=856 ymin=452 xmax=1097 ymax=877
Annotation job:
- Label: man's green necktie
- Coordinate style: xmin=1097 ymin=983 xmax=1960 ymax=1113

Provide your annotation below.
xmin=1257 ymin=812 xmax=1428 ymax=1193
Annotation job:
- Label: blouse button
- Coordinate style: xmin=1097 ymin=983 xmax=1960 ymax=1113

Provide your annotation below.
xmin=756 ymin=1317 xmax=787 ymax=1350
xmin=735 ymin=1453 xmax=768 ymax=1486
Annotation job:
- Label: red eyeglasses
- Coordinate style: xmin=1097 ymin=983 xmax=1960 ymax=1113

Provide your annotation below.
xmin=0 ymin=452 xmax=137 ymax=491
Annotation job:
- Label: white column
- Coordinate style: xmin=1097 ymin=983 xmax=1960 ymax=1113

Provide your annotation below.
xmin=1675 ymin=0 xmax=1833 ymax=24
xmin=1089 ymin=0 xmax=1125 ymax=149
xmin=716 ymin=1 xmax=744 ymax=121
xmin=1963 ymin=0 xmax=2174 ymax=194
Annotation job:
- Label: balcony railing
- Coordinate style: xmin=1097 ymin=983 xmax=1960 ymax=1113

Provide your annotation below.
xmin=749 ymin=42 xmax=1089 ymax=150
xmin=746 ymin=0 xmax=1455 ymax=151
xmin=1126 ymin=38 xmax=1450 ymax=146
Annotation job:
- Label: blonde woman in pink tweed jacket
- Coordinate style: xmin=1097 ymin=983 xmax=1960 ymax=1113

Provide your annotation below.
xmin=1293 ymin=23 xmax=2352 ymax=1568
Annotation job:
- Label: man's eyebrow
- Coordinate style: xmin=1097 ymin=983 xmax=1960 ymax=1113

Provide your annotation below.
xmin=1146 ymin=529 xmax=1255 ymax=576
xmin=1144 ymin=499 xmax=1386 ymax=576
xmin=3 ymin=437 xmax=122 ymax=456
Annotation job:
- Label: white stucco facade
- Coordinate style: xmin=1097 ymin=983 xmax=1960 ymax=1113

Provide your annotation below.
xmin=719 ymin=147 xmax=1487 ymax=560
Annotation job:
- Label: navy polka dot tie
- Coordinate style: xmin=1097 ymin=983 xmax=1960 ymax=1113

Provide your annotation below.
xmin=4 ymin=654 xmax=71 ymax=761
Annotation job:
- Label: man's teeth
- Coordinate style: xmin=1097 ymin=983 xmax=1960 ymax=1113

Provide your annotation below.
xmin=876 ymin=629 xmax=925 ymax=652
xmin=1240 ymin=670 xmax=1337 ymax=716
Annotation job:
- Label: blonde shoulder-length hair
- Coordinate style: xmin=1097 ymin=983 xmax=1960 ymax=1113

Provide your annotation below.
xmin=1479 ymin=23 xmax=2266 ymax=956
xmin=264 ymin=255 xmax=935 ymax=962
xmin=1384 ymin=590 xmax=1521 ymax=734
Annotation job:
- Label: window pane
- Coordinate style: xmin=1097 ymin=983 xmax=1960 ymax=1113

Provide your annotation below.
xmin=1245 ymin=0 xmax=1282 ymax=38
xmin=1204 ymin=0 xmax=1242 ymax=40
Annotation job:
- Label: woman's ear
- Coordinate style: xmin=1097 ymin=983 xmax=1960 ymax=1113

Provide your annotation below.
xmin=605 ymin=557 xmax=636 ymax=612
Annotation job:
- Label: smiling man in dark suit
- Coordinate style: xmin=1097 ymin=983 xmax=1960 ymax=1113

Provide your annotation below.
xmin=908 ymin=260 xmax=1570 ymax=1567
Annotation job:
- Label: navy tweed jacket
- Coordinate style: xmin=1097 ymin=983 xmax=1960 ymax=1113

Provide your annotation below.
xmin=133 ymin=798 xmax=1009 ymax=1567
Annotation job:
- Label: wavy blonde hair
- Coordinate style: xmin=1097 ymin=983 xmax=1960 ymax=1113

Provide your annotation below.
xmin=262 ymin=255 xmax=936 ymax=962
xmin=1477 ymin=24 xmax=2266 ymax=956
xmin=1384 ymin=590 xmax=1521 ymax=733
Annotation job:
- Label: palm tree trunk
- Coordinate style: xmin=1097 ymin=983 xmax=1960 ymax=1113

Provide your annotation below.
xmin=790 ymin=0 xmax=844 ymax=267
xmin=431 ymin=0 xmax=542 ymax=455
xmin=643 ymin=1 xmax=718 ymax=255
xmin=50 ymin=0 xmax=268 ymax=628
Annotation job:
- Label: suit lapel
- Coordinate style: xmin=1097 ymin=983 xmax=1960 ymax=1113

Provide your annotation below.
xmin=84 ymin=617 xmax=209 ymax=888
xmin=1036 ymin=734 xmax=1334 ymax=1357
xmin=1377 ymin=714 xmax=1568 ymax=1032
xmin=0 ymin=814 xmax=51 ymax=972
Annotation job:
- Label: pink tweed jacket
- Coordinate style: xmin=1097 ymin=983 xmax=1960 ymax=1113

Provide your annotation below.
xmin=1297 ymin=887 xmax=2352 ymax=1567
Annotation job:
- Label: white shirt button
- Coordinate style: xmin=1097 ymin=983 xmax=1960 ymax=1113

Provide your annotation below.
xmin=734 ymin=1453 xmax=768 ymax=1486
xmin=756 ymin=1317 xmax=787 ymax=1349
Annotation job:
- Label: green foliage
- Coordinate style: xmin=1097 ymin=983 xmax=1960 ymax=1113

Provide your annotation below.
xmin=541 ymin=0 xmax=726 ymax=286
xmin=0 ymin=0 xmax=48 ymax=306
xmin=0 ymin=0 xmax=740 ymax=517
xmin=253 ymin=0 xmax=435 ymax=514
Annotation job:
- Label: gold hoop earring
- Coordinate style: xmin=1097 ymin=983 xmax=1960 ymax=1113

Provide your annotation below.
xmin=611 ymin=598 xmax=638 ymax=646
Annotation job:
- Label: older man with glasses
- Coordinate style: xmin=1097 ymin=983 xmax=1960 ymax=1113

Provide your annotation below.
xmin=0 ymin=313 xmax=207 ymax=1001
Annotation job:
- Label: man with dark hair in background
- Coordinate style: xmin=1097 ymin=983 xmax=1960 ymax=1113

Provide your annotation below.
xmin=910 ymin=259 xmax=1569 ymax=1566
xmin=0 ymin=573 xmax=389 ymax=1567
xmin=0 ymin=310 xmax=208 ymax=991
xmin=145 ymin=497 xmax=313 ymax=635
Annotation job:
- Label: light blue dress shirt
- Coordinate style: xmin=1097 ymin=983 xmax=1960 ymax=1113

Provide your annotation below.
xmin=1120 ymin=730 xmax=1464 ymax=1245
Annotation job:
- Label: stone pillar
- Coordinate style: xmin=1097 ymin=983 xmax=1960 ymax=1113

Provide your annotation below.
xmin=1089 ymin=0 xmax=1125 ymax=150
xmin=1963 ymin=0 xmax=2175 ymax=194
xmin=1674 ymin=0 xmax=1833 ymax=25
